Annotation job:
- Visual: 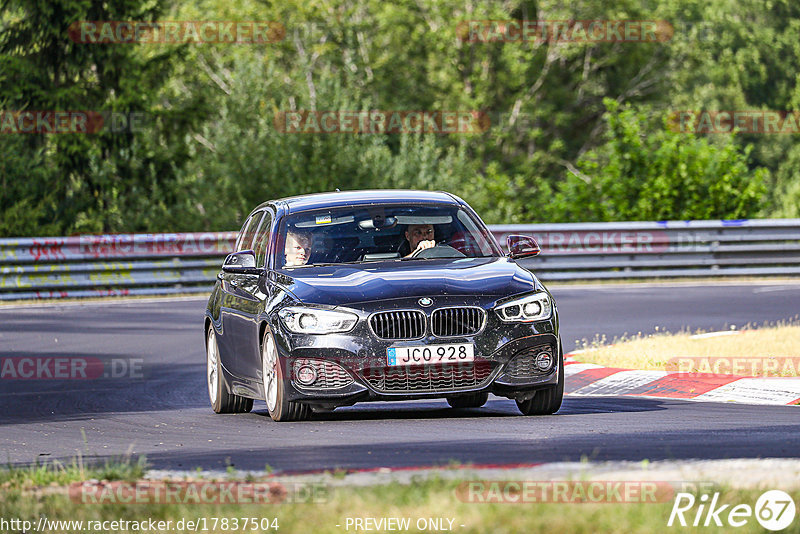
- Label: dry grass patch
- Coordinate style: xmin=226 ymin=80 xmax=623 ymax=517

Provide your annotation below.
xmin=572 ymin=324 xmax=800 ymax=376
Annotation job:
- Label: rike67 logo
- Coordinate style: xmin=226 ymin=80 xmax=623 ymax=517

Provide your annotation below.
xmin=668 ymin=490 xmax=796 ymax=531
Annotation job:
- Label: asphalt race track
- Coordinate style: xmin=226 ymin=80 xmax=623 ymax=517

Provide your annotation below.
xmin=1 ymin=282 xmax=799 ymax=472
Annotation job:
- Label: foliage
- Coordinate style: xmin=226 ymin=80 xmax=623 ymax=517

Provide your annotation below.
xmin=552 ymin=99 xmax=767 ymax=222
xmin=0 ymin=0 xmax=208 ymax=234
xmin=1 ymin=0 xmax=795 ymax=236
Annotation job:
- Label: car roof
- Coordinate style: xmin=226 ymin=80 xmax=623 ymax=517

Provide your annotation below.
xmin=257 ymin=190 xmax=460 ymax=214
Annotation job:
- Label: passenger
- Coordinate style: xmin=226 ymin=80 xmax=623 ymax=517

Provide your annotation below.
xmin=403 ymin=223 xmax=436 ymax=257
xmin=284 ymin=231 xmax=311 ymax=266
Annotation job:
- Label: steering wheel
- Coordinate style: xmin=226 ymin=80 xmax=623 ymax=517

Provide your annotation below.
xmin=410 ymin=244 xmax=466 ymax=259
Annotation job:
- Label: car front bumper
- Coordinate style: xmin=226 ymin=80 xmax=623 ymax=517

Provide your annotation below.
xmin=273 ymin=298 xmax=561 ymax=405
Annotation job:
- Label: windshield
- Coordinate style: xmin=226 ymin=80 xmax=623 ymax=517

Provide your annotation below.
xmin=276 ymin=204 xmax=501 ymax=268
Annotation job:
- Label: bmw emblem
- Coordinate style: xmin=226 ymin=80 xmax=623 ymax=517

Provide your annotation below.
xmin=418 ymin=297 xmax=433 ymax=307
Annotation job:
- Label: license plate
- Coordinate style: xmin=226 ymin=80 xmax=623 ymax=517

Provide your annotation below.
xmin=387 ymin=343 xmax=474 ymax=366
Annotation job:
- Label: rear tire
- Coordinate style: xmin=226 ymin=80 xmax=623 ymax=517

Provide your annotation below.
xmin=262 ymin=330 xmax=311 ymax=422
xmin=207 ymin=327 xmax=253 ymax=414
xmin=516 ymin=342 xmax=564 ymax=416
xmin=446 ymin=392 xmax=489 ymax=409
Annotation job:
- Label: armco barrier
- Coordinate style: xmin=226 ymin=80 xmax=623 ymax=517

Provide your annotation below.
xmin=0 ymin=232 xmax=237 ymax=300
xmin=0 ymin=220 xmax=798 ymax=300
xmin=500 ymin=219 xmax=800 ymax=280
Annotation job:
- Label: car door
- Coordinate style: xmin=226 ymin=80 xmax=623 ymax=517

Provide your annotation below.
xmin=218 ymin=209 xmax=269 ymax=380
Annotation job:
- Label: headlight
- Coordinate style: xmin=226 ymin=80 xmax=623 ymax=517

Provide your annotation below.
xmin=495 ymin=292 xmax=552 ymax=322
xmin=278 ymin=307 xmax=358 ymax=334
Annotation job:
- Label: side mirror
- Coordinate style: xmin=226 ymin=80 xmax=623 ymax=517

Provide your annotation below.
xmin=507 ymin=235 xmax=540 ymax=259
xmin=222 ymin=250 xmax=260 ymax=274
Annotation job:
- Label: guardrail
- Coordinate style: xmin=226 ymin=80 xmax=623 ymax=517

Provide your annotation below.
xmin=497 ymin=219 xmax=800 ymax=280
xmin=1 ymin=219 xmax=798 ymax=300
xmin=0 ymin=232 xmax=237 ymax=300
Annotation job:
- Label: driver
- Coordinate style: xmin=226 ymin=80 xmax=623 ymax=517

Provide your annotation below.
xmin=284 ymin=230 xmax=311 ymax=266
xmin=403 ymin=224 xmax=436 ymax=257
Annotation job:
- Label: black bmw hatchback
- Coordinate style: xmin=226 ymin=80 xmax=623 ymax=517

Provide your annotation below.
xmin=204 ymin=190 xmax=563 ymax=421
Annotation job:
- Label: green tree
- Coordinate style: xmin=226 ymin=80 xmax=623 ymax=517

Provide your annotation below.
xmin=0 ymin=0 xmax=206 ymax=235
xmin=552 ymin=99 xmax=768 ymax=222
xmin=170 ymin=0 xmax=677 ymax=224
xmin=2 ymin=0 xmax=796 ymax=235
xmin=659 ymin=0 xmax=800 ymax=218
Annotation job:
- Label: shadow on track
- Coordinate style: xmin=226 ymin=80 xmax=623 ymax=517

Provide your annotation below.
xmin=248 ymin=395 xmax=670 ymax=422
xmin=0 ymin=361 xmax=208 ymax=423
xmin=138 ymin=422 xmax=800 ymax=472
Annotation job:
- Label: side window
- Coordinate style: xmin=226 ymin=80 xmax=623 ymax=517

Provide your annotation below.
xmin=236 ymin=211 xmax=264 ymax=252
xmin=253 ymin=211 xmax=273 ymax=268
xmin=233 ymin=215 xmax=254 ymax=251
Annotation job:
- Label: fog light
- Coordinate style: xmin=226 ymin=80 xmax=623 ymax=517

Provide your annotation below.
xmin=296 ymin=365 xmax=317 ymax=385
xmin=535 ymin=351 xmax=553 ymax=372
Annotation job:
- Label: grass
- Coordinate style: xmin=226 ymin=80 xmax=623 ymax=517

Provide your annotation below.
xmin=3 ymin=457 xmax=799 ymax=533
xmin=1 ymin=471 xmax=796 ymax=533
xmin=572 ymin=320 xmax=800 ymax=376
xmin=0 ymin=456 xmax=147 ymax=490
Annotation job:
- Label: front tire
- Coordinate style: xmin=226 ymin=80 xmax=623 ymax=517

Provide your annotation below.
xmin=446 ymin=392 xmax=488 ymax=409
xmin=207 ymin=327 xmax=253 ymax=414
xmin=262 ymin=330 xmax=311 ymax=422
xmin=516 ymin=343 xmax=564 ymax=416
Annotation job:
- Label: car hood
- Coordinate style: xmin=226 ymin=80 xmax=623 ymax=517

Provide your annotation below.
xmin=275 ymin=257 xmax=542 ymax=307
